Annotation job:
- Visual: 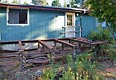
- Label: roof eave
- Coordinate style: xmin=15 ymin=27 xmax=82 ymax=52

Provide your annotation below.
xmin=0 ymin=3 xmax=87 ymax=13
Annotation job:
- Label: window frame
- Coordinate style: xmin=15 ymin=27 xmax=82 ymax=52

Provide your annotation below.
xmin=65 ymin=12 xmax=75 ymax=27
xmin=7 ymin=7 xmax=29 ymax=26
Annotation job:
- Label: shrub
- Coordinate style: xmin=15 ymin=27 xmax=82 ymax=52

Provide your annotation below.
xmin=87 ymin=26 xmax=112 ymax=43
xmin=42 ymin=52 xmax=105 ymax=80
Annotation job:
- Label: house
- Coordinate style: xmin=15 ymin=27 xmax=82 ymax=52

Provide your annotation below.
xmin=0 ymin=3 xmax=97 ymax=41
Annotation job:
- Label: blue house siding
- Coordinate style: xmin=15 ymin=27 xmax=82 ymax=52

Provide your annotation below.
xmin=0 ymin=3 xmax=98 ymax=41
xmin=75 ymin=16 xmax=81 ymax=37
xmin=0 ymin=8 xmax=65 ymax=41
xmin=81 ymin=16 xmax=97 ymax=37
xmin=75 ymin=15 xmax=97 ymax=37
xmin=29 ymin=9 xmax=65 ymax=39
xmin=0 ymin=8 xmax=7 ymax=41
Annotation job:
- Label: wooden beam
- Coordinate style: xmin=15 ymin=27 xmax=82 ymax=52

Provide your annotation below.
xmin=91 ymin=41 xmax=107 ymax=45
xmin=69 ymin=38 xmax=90 ymax=44
xmin=0 ymin=41 xmax=19 ymax=44
xmin=0 ymin=50 xmax=18 ymax=52
xmin=18 ymin=41 xmax=24 ymax=51
xmin=54 ymin=39 xmax=75 ymax=48
xmin=26 ymin=59 xmax=49 ymax=64
xmin=0 ymin=61 xmax=19 ymax=66
xmin=0 ymin=38 xmax=71 ymax=45
xmin=0 ymin=55 xmax=17 ymax=58
xmin=38 ymin=40 xmax=54 ymax=50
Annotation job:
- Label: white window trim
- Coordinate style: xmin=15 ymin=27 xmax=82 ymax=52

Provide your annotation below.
xmin=65 ymin=12 xmax=75 ymax=27
xmin=6 ymin=7 xmax=29 ymax=26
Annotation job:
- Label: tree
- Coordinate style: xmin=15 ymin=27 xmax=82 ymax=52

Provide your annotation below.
xmin=23 ymin=1 xmax=29 ymax=4
xmin=52 ymin=0 xmax=61 ymax=7
xmin=67 ymin=0 xmax=85 ymax=8
xmin=75 ymin=0 xmax=80 ymax=4
xmin=41 ymin=0 xmax=48 ymax=6
xmin=85 ymin=0 xmax=116 ymax=44
xmin=69 ymin=0 xmax=75 ymax=8
xmin=32 ymin=0 xmax=48 ymax=6
xmin=12 ymin=0 xmax=19 ymax=4
xmin=1 ymin=0 xmax=8 ymax=3
xmin=63 ymin=0 xmax=67 ymax=7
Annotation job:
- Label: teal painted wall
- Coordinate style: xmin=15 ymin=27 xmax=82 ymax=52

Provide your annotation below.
xmin=29 ymin=9 xmax=65 ymax=40
xmin=82 ymin=16 xmax=97 ymax=37
xmin=0 ymin=8 xmax=6 ymax=41
xmin=0 ymin=8 xmax=65 ymax=41
xmin=75 ymin=15 xmax=97 ymax=37
xmin=0 ymin=7 xmax=97 ymax=41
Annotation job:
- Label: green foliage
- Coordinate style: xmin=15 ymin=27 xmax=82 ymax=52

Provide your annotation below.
xmin=70 ymin=0 xmax=75 ymax=8
xmin=32 ymin=0 xmax=48 ymax=6
xmin=42 ymin=52 xmax=105 ymax=80
xmin=67 ymin=0 xmax=81 ymax=8
xmin=63 ymin=0 xmax=67 ymax=7
xmin=75 ymin=0 xmax=81 ymax=4
xmin=12 ymin=0 xmax=19 ymax=4
xmin=105 ymin=45 xmax=116 ymax=64
xmin=42 ymin=63 xmax=61 ymax=80
xmin=85 ymin=0 xmax=116 ymax=23
xmin=1 ymin=0 xmax=8 ymax=3
xmin=88 ymin=26 xmax=112 ymax=42
xmin=52 ymin=0 xmax=61 ymax=7
xmin=41 ymin=0 xmax=48 ymax=6
xmin=23 ymin=1 xmax=29 ymax=4
xmin=85 ymin=0 xmax=116 ymax=43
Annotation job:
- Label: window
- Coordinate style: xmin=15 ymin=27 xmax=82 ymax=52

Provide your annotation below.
xmin=66 ymin=13 xmax=75 ymax=27
xmin=7 ymin=8 xmax=29 ymax=26
xmin=67 ymin=15 xmax=73 ymax=26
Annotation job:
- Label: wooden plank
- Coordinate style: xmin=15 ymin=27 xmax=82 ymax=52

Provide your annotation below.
xmin=26 ymin=59 xmax=49 ymax=64
xmin=70 ymin=38 xmax=90 ymax=44
xmin=28 ymin=54 xmax=48 ymax=59
xmin=0 ymin=41 xmax=19 ymax=44
xmin=18 ymin=41 xmax=24 ymax=51
xmin=0 ymin=40 xmax=38 ymax=45
xmin=38 ymin=40 xmax=54 ymax=50
xmin=0 ymin=55 xmax=17 ymax=58
xmin=54 ymin=39 xmax=75 ymax=48
xmin=0 ymin=61 xmax=19 ymax=66
xmin=70 ymin=38 xmax=107 ymax=46
xmin=0 ymin=50 xmax=18 ymax=52
xmin=41 ymin=38 xmax=71 ymax=42
xmin=91 ymin=41 xmax=107 ymax=45
xmin=60 ymin=31 xmax=78 ymax=34
xmin=0 ymin=38 xmax=71 ymax=45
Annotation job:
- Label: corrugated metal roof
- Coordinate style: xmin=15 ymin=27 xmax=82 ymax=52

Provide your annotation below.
xmin=0 ymin=3 xmax=87 ymax=13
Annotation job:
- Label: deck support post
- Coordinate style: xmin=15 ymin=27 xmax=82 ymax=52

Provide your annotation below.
xmin=17 ymin=49 xmax=26 ymax=80
xmin=18 ymin=50 xmax=26 ymax=72
xmin=72 ymin=46 xmax=77 ymax=62
xmin=48 ymin=49 xmax=55 ymax=64
xmin=18 ymin=41 xmax=26 ymax=72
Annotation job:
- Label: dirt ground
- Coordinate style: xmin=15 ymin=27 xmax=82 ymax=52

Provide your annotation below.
xmin=98 ymin=60 xmax=116 ymax=80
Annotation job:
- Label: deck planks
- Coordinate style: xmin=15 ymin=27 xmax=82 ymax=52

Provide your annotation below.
xmin=0 ymin=37 xmax=107 ymax=67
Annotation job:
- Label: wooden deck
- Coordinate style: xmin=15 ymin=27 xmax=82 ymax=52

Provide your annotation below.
xmin=0 ymin=37 xmax=106 ymax=70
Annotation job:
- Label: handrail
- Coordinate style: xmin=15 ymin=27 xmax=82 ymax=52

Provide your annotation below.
xmin=38 ymin=40 xmax=54 ymax=50
xmin=54 ymin=39 xmax=76 ymax=48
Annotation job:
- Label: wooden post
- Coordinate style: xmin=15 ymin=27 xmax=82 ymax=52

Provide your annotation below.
xmin=18 ymin=50 xmax=26 ymax=72
xmin=72 ymin=46 xmax=77 ymax=62
xmin=17 ymin=41 xmax=27 ymax=80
